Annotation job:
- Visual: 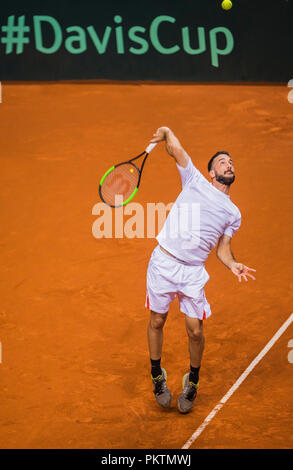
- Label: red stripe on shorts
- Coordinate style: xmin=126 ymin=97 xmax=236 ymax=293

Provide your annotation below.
xmin=146 ymin=294 xmax=150 ymax=309
xmin=203 ymin=309 xmax=206 ymax=320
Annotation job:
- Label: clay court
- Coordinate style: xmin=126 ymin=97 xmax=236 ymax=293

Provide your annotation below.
xmin=0 ymin=82 xmax=293 ymax=448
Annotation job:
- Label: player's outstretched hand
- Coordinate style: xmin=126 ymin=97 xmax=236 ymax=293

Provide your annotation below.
xmin=150 ymin=126 xmax=170 ymax=143
xmin=231 ymin=262 xmax=256 ymax=282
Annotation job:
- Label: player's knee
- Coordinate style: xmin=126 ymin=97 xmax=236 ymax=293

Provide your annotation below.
xmin=150 ymin=313 xmax=167 ymax=330
xmin=188 ymin=328 xmax=204 ymax=342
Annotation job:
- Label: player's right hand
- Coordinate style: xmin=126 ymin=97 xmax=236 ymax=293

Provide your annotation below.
xmin=150 ymin=126 xmax=170 ymax=143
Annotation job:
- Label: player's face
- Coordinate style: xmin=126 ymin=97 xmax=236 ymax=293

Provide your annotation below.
xmin=212 ymin=154 xmax=235 ymax=186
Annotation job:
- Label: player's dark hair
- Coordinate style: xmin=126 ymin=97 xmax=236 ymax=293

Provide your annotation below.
xmin=208 ymin=151 xmax=230 ymax=172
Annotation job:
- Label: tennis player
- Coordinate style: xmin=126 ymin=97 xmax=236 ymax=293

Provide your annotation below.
xmin=146 ymin=126 xmax=256 ymax=413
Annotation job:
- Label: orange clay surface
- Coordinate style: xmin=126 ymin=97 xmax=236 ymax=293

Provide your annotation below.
xmin=0 ymin=82 xmax=293 ymax=449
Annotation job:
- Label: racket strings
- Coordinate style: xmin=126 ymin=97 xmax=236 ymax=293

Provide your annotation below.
xmin=100 ymin=163 xmax=139 ymax=206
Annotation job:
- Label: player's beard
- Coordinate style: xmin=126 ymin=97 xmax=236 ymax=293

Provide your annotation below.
xmin=215 ymin=171 xmax=235 ymax=186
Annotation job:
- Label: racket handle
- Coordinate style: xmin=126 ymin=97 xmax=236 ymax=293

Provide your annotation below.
xmin=145 ymin=142 xmax=158 ymax=154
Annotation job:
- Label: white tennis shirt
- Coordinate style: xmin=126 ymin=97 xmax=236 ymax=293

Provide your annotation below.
xmin=156 ymin=156 xmax=241 ymax=267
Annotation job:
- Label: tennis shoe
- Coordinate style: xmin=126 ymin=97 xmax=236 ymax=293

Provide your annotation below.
xmin=151 ymin=368 xmax=171 ymax=408
xmin=177 ymin=373 xmax=198 ymax=414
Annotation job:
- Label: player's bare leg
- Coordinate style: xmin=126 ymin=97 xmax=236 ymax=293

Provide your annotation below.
xmin=147 ymin=311 xmax=168 ymax=359
xmin=185 ymin=317 xmax=205 ymax=367
xmin=178 ymin=317 xmax=204 ymax=413
xmin=147 ymin=311 xmax=171 ymax=408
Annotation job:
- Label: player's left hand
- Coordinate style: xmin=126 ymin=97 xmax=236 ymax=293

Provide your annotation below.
xmin=231 ymin=262 xmax=256 ymax=282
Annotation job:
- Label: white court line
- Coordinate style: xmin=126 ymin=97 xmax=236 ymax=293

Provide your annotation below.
xmin=182 ymin=312 xmax=293 ymax=449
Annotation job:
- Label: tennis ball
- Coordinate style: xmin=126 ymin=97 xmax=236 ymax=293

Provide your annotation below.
xmin=222 ymin=0 xmax=232 ymax=10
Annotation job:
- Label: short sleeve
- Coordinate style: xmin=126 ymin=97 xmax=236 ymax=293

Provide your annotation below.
xmin=176 ymin=156 xmax=204 ymax=188
xmin=224 ymin=212 xmax=241 ymax=238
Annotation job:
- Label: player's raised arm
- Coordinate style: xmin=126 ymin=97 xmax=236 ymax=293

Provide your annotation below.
xmin=216 ymin=234 xmax=256 ymax=282
xmin=150 ymin=127 xmax=189 ymax=168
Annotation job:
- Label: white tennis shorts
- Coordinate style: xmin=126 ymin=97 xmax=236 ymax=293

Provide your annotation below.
xmin=145 ymin=245 xmax=212 ymax=320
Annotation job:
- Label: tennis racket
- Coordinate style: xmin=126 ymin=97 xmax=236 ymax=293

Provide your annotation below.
xmin=99 ymin=142 xmax=158 ymax=208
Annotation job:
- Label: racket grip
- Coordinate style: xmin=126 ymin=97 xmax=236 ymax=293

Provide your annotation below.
xmin=145 ymin=142 xmax=158 ymax=154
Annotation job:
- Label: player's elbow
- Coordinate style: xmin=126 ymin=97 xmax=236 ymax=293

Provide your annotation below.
xmin=216 ymin=242 xmax=222 ymax=257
